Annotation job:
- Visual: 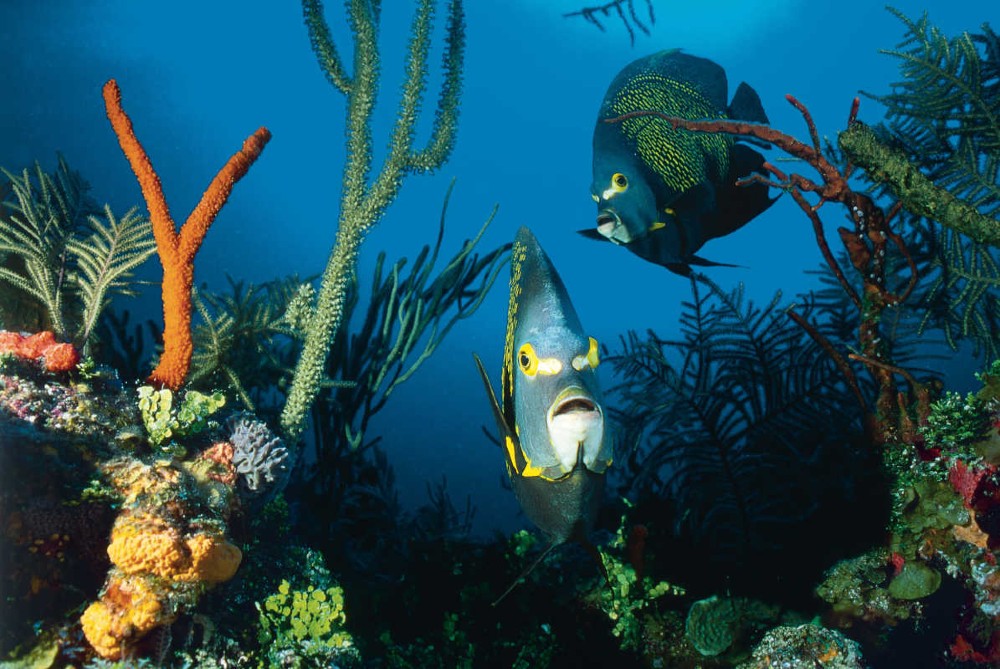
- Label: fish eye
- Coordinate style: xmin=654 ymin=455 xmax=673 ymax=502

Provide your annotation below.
xmin=611 ymin=173 xmax=628 ymax=192
xmin=518 ymin=343 xmax=539 ymax=376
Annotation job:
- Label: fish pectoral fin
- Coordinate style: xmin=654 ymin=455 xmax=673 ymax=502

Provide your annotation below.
xmin=688 ymin=254 xmax=741 ymax=269
xmin=577 ymin=228 xmax=609 ymax=242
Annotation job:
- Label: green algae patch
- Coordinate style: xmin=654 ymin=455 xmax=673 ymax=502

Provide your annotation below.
xmin=888 ymin=561 xmax=942 ymax=600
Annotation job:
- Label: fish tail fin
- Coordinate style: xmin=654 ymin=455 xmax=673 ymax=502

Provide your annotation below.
xmin=707 ymin=143 xmax=777 ymax=242
xmin=492 ymin=539 xmax=559 ymax=606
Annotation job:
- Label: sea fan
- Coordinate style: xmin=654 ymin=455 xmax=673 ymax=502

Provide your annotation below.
xmin=907 ymin=216 xmax=1000 ymax=361
xmin=608 ymin=275 xmax=866 ymax=565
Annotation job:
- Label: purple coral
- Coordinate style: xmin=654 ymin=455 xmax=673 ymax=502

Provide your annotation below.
xmin=225 ymin=413 xmax=291 ymax=508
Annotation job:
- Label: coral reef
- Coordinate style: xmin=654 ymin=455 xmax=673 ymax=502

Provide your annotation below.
xmin=76 ymin=432 xmax=245 ymax=660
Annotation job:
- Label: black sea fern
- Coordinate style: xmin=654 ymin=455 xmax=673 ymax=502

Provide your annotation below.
xmin=609 ymin=275 xmax=867 ymax=569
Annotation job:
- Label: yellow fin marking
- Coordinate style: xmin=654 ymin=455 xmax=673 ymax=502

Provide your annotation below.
xmin=505 ymin=435 xmax=519 ymax=473
xmin=520 ymin=461 xmax=544 ymax=478
xmin=649 ymin=221 xmax=666 ymax=232
xmin=587 ymin=337 xmax=600 ymax=368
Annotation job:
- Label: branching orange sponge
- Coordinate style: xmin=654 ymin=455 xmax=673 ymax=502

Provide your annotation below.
xmin=102 ymin=79 xmax=271 ymax=390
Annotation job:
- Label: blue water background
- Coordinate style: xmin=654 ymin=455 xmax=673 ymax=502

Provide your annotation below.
xmin=1 ymin=0 xmax=995 ymax=536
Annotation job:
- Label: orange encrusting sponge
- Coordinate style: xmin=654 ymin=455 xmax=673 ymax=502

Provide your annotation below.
xmin=81 ymin=510 xmax=242 ymax=659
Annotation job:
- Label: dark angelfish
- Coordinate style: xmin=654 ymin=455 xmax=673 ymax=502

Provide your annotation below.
xmin=583 ymin=49 xmax=776 ymax=276
xmin=473 ymin=226 xmax=612 ymax=603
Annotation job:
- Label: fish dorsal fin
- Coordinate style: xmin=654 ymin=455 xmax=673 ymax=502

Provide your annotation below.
xmin=728 ymin=81 xmax=769 ymax=125
xmin=492 ymin=538 xmax=560 ymax=606
xmin=728 ymin=82 xmax=771 ymax=150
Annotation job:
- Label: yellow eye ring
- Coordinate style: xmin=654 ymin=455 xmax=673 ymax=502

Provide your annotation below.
xmin=611 ymin=173 xmax=628 ymax=192
xmin=518 ymin=343 xmax=538 ymax=376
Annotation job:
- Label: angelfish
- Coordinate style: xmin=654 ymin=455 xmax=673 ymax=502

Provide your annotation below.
xmin=583 ymin=49 xmax=776 ymax=276
xmin=474 ymin=226 xmax=612 ymax=603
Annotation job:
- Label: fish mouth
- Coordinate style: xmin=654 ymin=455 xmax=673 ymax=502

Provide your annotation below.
xmin=552 ymin=395 xmax=600 ymax=417
xmin=548 ymin=388 xmax=603 ymax=426
xmin=596 ymin=209 xmax=621 ymax=238
xmin=596 ymin=209 xmax=632 ymax=244
xmin=547 ymin=388 xmax=605 ymax=471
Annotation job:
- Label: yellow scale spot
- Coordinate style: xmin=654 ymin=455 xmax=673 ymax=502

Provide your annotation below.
xmin=610 ymin=73 xmax=729 ymax=193
xmin=502 ymin=243 xmax=527 ymax=404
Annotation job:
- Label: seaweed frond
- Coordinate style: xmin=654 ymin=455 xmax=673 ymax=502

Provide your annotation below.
xmin=907 ymin=216 xmax=1000 ymax=360
xmin=188 ymin=276 xmax=306 ymax=416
